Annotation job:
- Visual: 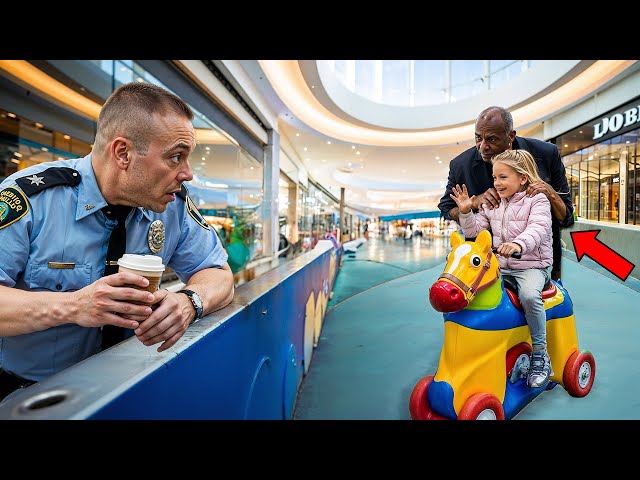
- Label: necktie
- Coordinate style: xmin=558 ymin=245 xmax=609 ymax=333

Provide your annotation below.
xmin=101 ymin=204 xmax=133 ymax=349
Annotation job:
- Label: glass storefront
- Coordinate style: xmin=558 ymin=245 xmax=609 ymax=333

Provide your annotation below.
xmin=558 ymin=98 xmax=640 ymax=225
xmin=1 ymin=107 xmax=92 ymax=179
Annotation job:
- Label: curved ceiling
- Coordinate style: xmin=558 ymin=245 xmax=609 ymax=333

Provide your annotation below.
xmin=260 ymin=60 xmax=635 ymax=147
xmin=248 ymin=60 xmax=638 ymax=216
xmin=310 ymin=60 xmax=586 ymax=130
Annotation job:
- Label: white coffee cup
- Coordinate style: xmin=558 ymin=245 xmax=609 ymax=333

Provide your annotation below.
xmin=117 ymin=254 xmax=165 ymax=294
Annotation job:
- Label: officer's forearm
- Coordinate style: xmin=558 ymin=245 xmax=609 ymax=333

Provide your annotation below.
xmin=184 ymin=264 xmax=235 ymax=318
xmin=0 ymin=286 xmax=70 ymax=336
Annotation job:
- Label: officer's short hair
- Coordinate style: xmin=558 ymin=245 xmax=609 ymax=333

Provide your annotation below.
xmin=94 ymin=82 xmax=194 ymax=154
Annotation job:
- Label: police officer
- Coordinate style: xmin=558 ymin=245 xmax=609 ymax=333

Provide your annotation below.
xmin=0 ymin=82 xmax=235 ymax=401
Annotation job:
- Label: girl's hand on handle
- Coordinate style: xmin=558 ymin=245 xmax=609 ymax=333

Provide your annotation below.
xmin=493 ymin=243 xmax=522 ymax=258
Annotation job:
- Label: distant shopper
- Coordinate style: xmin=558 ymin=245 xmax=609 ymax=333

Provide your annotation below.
xmin=437 ymin=106 xmax=573 ymax=280
xmin=404 ymin=224 xmax=413 ymax=242
xmin=450 ymin=149 xmax=554 ymax=388
xmin=0 ymin=82 xmax=235 ymax=401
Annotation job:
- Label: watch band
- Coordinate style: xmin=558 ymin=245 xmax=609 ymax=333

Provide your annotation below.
xmin=177 ymin=289 xmax=203 ymax=324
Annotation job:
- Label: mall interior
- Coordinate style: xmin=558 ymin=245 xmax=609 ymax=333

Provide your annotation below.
xmin=1 ymin=60 xmax=640 ymax=420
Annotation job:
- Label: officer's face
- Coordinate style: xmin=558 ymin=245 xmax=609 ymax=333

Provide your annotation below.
xmin=129 ymin=112 xmax=196 ymax=212
xmin=474 ymin=113 xmax=514 ymax=163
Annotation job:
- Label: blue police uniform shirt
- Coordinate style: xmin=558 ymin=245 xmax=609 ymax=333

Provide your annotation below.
xmin=0 ymin=154 xmax=228 ymax=382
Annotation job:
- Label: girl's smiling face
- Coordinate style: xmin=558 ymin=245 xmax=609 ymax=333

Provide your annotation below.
xmin=492 ymin=161 xmax=528 ymax=199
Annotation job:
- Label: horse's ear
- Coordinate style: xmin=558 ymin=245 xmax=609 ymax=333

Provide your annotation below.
xmin=451 ymin=231 xmax=464 ymax=249
xmin=476 ymin=229 xmax=492 ymax=253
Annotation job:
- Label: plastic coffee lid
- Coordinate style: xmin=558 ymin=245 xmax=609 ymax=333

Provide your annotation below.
xmin=117 ymin=254 xmax=165 ymax=272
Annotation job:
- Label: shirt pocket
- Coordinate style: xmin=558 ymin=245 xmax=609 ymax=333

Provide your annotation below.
xmin=29 ymin=263 xmax=92 ymax=292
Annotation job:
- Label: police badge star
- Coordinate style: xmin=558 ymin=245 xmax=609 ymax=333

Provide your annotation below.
xmin=148 ymin=220 xmax=165 ymax=253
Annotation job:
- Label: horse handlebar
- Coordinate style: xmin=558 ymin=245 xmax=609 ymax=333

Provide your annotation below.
xmin=492 ymin=247 xmax=521 ymax=259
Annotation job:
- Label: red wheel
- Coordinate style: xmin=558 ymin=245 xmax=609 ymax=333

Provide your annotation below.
xmin=563 ymin=350 xmax=596 ymax=397
xmin=458 ymin=393 xmax=505 ymax=420
xmin=506 ymin=342 xmax=532 ymax=377
xmin=409 ymin=375 xmax=447 ymax=420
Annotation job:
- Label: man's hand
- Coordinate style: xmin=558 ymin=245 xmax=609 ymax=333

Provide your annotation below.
xmin=73 ymin=272 xmax=155 ymax=330
xmin=526 ymin=180 xmax=553 ymax=199
xmin=478 ymin=187 xmax=500 ymax=210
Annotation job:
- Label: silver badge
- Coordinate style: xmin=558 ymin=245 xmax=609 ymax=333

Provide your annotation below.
xmin=148 ymin=220 xmax=165 ymax=253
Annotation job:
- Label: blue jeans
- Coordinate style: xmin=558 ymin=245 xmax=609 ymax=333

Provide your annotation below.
xmin=502 ymin=266 xmax=552 ymax=350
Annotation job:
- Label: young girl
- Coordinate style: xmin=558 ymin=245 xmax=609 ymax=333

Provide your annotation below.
xmin=450 ymin=149 xmax=554 ymax=388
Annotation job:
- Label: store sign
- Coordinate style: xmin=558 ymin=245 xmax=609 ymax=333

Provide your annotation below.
xmin=593 ymin=104 xmax=640 ymax=140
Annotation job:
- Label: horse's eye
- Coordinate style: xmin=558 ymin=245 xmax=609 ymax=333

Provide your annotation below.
xmin=470 ymin=254 xmax=482 ymax=267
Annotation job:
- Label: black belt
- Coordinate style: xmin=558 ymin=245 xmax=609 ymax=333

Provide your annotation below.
xmin=0 ymin=368 xmax=36 ymax=402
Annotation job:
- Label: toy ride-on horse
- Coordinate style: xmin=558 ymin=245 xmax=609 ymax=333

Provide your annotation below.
xmin=409 ymin=230 xmax=595 ymax=420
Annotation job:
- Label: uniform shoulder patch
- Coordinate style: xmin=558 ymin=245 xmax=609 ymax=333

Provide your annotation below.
xmin=0 ymin=186 xmax=30 ymax=230
xmin=185 ymin=195 xmax=210 ymax=230
xmin=179 ymin=184 xmax=210 ymax=230
xmin=15 ymin=167 xmax=81 ymax=197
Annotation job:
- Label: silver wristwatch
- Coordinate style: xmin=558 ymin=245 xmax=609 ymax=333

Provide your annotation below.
xmin=177 ymin=289 xmax=203 ymax=324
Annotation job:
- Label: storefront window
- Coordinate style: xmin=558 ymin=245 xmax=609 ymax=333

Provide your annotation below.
xmin=627 ymin=142 xmax=640 ymax=225
xmin=558 ymin=98 xmax=640 ymax=226
xmin=0 ymin=108 xmax=92 ymax=180
xmin=563 ymin=129 xmax=636 ymax=224
xmin=298 ymin=186 xmax=312 ymax=251
xmin=566 ymin=162 xmax=580 ymax=217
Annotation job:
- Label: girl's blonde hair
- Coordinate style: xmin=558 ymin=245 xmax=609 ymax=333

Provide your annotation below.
xmin=491 ymin=149 xmax=542 ymax=186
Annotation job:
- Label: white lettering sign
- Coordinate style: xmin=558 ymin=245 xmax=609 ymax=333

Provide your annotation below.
xmin=593 ymin=106 xmax=640 ymax=140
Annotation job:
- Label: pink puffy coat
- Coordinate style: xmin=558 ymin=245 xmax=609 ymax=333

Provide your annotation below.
xmin=457 ymin=190 xmax=553 ymax=270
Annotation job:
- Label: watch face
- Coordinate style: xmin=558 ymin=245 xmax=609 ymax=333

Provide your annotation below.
xmin=192 ymin=292 xmax=203 ymax=309
xmin=180 ymin=290 xmax=203 ymax=319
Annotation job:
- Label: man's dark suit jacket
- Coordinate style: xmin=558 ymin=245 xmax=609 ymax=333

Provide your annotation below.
xmin=437 ymin=136 xmax=574 ymax=279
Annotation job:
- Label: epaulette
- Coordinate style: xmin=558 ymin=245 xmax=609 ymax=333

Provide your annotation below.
xmin=178 ymin=183 xmax=210 ymax=231
xmin=15 ymin=167 xmax=81 ymax=197
xmin=176 ymin=183 xmax=188 ymax=201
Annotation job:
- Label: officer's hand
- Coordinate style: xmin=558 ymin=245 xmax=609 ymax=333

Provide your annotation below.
xmin=73 ymin=272 xmax=155 ymax=329
xmin=133 ymin=289 xmax=193 ymax=353
xmin=478 ymin=187 xmax=500 ymax=210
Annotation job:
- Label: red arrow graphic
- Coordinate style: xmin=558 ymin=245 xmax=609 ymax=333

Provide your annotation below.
xmin=570 ymin=230 xmax=635 ymax=281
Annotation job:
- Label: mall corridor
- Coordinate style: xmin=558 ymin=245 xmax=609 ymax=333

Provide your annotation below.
xmin=293 ymin=234 xmax=640 ymax=420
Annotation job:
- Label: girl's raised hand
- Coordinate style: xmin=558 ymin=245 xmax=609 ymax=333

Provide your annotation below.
xmin=450 ymin=184 xmax=474 ymax=214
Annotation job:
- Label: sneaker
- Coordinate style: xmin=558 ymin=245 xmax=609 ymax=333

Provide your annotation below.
xmin=528 ymin=350 xmax=554 ymax=388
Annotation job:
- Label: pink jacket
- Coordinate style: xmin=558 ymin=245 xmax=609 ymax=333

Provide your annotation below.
xmin=458 ymin=190 xmax=553 ymax=270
